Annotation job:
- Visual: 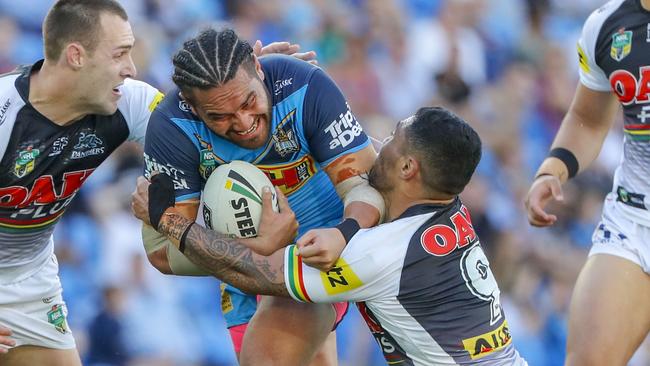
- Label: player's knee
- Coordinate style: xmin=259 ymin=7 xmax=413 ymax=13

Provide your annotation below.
xmin=308 ymin=343 xmax=337 ymax=366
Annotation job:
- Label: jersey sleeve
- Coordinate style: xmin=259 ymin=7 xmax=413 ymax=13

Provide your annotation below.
xmin=283 ymin=232 xmax=396 ymax=303
xmin=117 ymin=78 xmax=165 ymax=144
xmin=576 ymin=7 xmax=612 ymax=92
xmin=302 ymin=69 xmax=370 ymax=166
xmin=143 ymin=109 xmax=202 ymax=202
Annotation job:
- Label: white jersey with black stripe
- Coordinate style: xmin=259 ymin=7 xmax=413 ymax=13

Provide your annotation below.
xmin=0 ymin=60 xmax=163 ymax=271
xmin=578 ymin=0 xmax=650 ymax=225
xmin=284 ymin=199 xmax=526 ymax=365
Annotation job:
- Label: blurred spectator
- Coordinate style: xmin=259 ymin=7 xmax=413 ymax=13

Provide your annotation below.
xmin=86 ymin=286 xmax=128 ymax=366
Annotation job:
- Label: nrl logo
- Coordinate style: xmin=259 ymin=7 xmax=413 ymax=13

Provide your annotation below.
xmin=14 ymin=145 xmax=39 ymax=178
xmin=195 ymin=133 xmax=222 ymax=179
xmin=611 ymin=28 xmax=633 ymax=62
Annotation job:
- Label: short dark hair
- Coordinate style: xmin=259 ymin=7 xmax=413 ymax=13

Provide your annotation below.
xmin=172 ymin=28 xmax=256 ymax=101
xmin=404 ymin=107 xmax=482 ymax=196
xmin=43 ymin=0 xmax=128 ymax=60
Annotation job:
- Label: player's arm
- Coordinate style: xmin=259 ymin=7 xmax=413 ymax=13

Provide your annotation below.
xmin=297 ymin=68 xmax=384 ymax=270
xmin=142 ymin=199 xmax=201 ymax=275
xmin=526 ymin=20 xmax=621 ymax=227
xmin=133 ymin=174 xmax=294 ymax=296
xmin=297 ymin=145 xmax=383 ymax=270
xmin=526 ymin=84 xmax=619 ymax=226
xmin=133 ymin=174 xmax=382 ymax=302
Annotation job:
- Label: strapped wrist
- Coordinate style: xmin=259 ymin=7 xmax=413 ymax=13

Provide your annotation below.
xmin=548 ymin=148 xmax=579 ymax=179
xmin=335 ymin=218 xmax=361 ymax=243
xmin=178 ymin=222 xmax=194 ymax=254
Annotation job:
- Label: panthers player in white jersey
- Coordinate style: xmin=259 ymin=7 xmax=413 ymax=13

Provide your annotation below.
xmin=132 ymin=106 xmax=527 ymax=365
xmin=525 ymin=1 xmax=650 ymax=365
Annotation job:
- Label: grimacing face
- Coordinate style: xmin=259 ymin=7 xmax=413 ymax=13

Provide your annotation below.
xmin=368 ymin=117 xmax=412 ymax=192
xmin=186 ymin=60 xmax=272 ymax=150
xmin=80 ymin=13 xmax=137 ymax=115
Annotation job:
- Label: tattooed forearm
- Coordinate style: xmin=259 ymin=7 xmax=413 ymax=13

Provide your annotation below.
xmin=158 ymin=212 xmax=289 ymax=297
xmin=158 ymin=213 xmax=193 ymax=242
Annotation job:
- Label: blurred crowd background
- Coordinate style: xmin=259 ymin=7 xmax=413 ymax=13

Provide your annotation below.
xmin=1 ymin=0 xmax=645 ymax=365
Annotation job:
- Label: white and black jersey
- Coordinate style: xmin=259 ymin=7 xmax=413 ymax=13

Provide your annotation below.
xmin=578 ymin=0 xmax=650 ymax=225
xmin=284 ymin=198 xmax=526 ymax=365
xmin=0 ymin=60 xmax=163 ymax=269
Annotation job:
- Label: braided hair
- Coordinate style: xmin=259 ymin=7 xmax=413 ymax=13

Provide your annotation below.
xmin=172 ymin=28 xmax=255 ymax=98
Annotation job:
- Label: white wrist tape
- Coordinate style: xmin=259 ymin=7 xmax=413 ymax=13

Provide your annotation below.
xmin=335 ymin=176 xmax=386 ymax=223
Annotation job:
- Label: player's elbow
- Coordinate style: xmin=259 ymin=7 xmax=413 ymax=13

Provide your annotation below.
xmin=146 ymin=250 xmax=174 ymax=275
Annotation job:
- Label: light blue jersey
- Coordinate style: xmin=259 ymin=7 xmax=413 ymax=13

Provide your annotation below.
xmin=144 ymin=55 xmax=369 ymax=327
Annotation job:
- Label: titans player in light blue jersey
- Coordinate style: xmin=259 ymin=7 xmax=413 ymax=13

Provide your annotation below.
xmin=139 ymin=28 xmax=383 ymax=366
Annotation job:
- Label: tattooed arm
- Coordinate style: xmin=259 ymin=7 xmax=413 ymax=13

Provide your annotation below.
xmin=158 ymin=212 xmax=290 ymax=296
xmin=132 ymin=174 xmax=299 ymax=296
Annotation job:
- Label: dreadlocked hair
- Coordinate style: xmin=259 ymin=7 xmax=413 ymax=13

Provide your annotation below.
xmin=172 ymin=28 xmax=254 ymax=93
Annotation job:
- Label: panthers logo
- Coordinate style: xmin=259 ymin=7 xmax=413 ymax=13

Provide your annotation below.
xmin=74 ymin=132 xmax=103 ymax=149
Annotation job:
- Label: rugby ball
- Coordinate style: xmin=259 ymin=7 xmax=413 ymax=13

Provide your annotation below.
xmin=201 ymin=160 xmax=278 ymax=238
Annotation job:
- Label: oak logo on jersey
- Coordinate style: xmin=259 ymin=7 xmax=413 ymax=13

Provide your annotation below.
xmin=420 ymin=205 xmax=477 ymax=256
xmin=610 ymin=68 xmax=650 ymax=107
xmin=320 ymin=258 xmax=363 ymax=296
xmin=611 ymin=28 xmax=632 ymax=62
xmin=257 ymin=155 xmax=317 ymax=195
xmin=272 ymin=110 xmax=300 ymax=157
xmin=14 ymin=146 xmax=39 ymax=178
xmin=0 ymin=169 xmax=95 ymax=229
xmin=71 ymin=132 xmax=104 ymax=159
xmin=462 ymin=320 xmax=511 ymax=360
xmin=324 ymin=103 xmax=363 ymax=150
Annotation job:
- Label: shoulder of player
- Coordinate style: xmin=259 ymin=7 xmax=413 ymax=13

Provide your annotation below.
xmin=261 ymin=55 xmax=319 ymax=97
xmin=0 ymin=72 xmax=21 ymax=98
xmin=581 ymin=0 xmax=627 ymax=43
xmin=114 ymin=78 xmax=162 ymax=121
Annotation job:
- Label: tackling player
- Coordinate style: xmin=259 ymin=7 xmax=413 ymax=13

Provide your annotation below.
xmin=132 ymin=106 xmax=528 ymax=365
xmin=139 ymin=28 xmax=383 ymax=365
xmin=525 ymin=1 xmax=650 ymax=365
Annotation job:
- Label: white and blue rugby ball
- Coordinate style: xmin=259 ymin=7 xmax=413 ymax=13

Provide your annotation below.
xmin=201 ymin=160 xmax=278 ymax=238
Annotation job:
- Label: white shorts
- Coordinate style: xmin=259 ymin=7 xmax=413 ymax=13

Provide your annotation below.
xmin=590 ymin=194 xmax=650 ymax=274
xmin=0 ymin=253 xmax=76 ymax=350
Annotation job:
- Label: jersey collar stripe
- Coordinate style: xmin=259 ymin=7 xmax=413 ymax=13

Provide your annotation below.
xmin=287 ymin=245 xmax=313 ymax=302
